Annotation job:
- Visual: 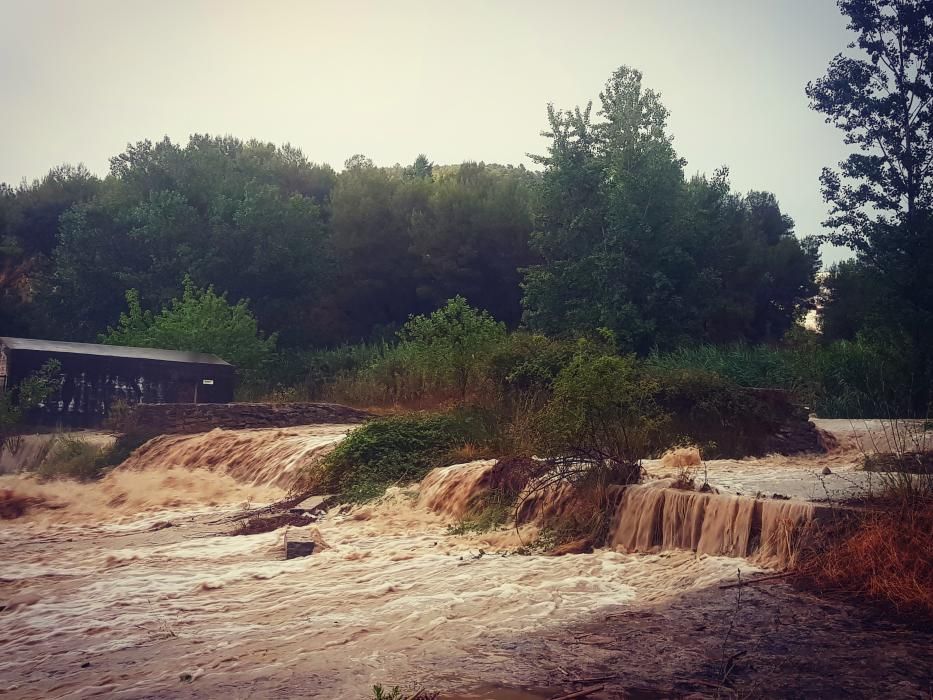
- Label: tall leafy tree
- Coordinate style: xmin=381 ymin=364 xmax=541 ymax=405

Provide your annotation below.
xmin=819 ymin=259 xmax=886 ymax=340
xmin=325 ymin=157 xmax=536 ymax=342
xmin=4 ymin=164 xmax=101 ymax=257
xmin=807 ymin=0 xmax=933 ymax=410
xmin=101 ymin=277 xmax=276 ymax=372
xmin=36 ymin=136 xmax=335 ymax=345
xmin=0 ymin=165 xmax=101 ymax=335
xmin=524 ymin=66 xmax=818 ymax=351
xmin=325 ymin=155 xmax=425 ymax=341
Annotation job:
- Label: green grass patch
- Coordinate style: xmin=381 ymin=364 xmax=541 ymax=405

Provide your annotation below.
xmin=316 ymin=410 xmax=494 ymax=502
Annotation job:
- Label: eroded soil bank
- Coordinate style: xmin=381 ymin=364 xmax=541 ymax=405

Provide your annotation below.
xmin=1 ymin=422 xmax=931 ymax=699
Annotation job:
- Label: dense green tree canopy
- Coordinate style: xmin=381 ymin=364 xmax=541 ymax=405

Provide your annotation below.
xmin=35 ymin=136 xmax=335 ymax=344
xmin=523 ymin=66 xmax=819 ymax=352
xmin=0 ymin=165 xmax=102 ymax=335
xmin=322 ymin=157 xmax=536 ymax=342
xmin=0 ymin=71 xmax=826 ymax=361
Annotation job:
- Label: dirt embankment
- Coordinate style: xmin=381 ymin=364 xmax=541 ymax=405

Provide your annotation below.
xmin=119 ymin=401 xmax=371 ymax=436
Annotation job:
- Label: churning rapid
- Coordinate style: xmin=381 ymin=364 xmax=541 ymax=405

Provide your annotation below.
xmin=1 ymin=422 xmax=930 ymax=699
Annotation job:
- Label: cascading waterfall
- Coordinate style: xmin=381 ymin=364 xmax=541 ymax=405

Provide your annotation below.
xmin=609 ymin=483 xmax=821 ymax=567
xmin=119 ymin=424 xmax=356 ymax=489
xmin=417 ymin=461 xmax=823 ymax=568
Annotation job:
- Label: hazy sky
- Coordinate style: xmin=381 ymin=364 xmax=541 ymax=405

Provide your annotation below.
xmin=1 ymin=0 xmax=855 ymax=263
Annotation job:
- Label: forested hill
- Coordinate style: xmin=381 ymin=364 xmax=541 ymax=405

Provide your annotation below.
xmin=1 ymin=69 xmax=819 ymax=352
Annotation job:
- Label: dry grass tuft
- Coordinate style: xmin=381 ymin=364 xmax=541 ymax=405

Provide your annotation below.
xmin=446 ymin=442 xmax=496 ymax=465
xmin=795 ymin=502 xmax=933 ymax=622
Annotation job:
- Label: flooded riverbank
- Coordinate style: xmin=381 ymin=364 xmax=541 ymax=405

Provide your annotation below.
xmin=1 ymin=422 xmax=930 ymax=698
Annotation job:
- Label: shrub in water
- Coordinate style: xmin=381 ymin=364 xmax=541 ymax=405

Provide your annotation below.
xmin=537 ymin=352 xmax=667 ymax=485
xmin=36 ymin=436 xmax=110 ymax=482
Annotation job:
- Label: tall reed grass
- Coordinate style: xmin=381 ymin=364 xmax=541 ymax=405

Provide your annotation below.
xmin=648 ymin=339 xmax=915 ymax=418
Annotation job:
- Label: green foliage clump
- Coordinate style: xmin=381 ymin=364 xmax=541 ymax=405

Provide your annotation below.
xmin=398 ymin=296 xmax=506 ymax=400
xmin=537 ymin=352 xmax=667 ymax=484
xmin=647 ymin=344 xmax=805 ymax=393
xmin=288 ymin=298 xmax=508 ymax=407
xmin=487 ymin=332 xmax=577 ymax=398
xmin=101 ymin=276 xmax=276 ymax=374
xmin=648 ymin=367 xmax=788 ymax=458
xmin=648 ymin=338 xmax=915 ymax=419
xmin=317 ymin=411 xmax=491 ymax=502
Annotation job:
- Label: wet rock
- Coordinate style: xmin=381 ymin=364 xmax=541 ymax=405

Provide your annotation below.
xmin=284 ymin=526 xmax=328 ymax=559
xmin=286 ymin=540 xmax=316 ymax=558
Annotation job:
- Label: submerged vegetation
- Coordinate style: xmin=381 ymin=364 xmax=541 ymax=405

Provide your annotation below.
xmin=34 ymin=436 xmax=111 ymax=482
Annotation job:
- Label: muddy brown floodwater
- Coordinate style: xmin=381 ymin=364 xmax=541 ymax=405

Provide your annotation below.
xmin=1 ymin=422 xmax=931 ymax=699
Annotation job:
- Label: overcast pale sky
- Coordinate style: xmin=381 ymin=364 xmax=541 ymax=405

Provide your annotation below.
xmin=1 ymin=0 xmax=854 ymax=263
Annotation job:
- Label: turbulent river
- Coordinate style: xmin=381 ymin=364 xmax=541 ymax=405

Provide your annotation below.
xmin=1 ymin=422 xmax=930 ymax=699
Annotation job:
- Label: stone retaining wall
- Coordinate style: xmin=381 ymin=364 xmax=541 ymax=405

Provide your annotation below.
xmin=122 ymin=402 xmax=371 ymax=436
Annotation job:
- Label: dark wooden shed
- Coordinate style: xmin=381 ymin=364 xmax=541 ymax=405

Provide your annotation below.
xmin=0 ymin=337 xmax=235 ymax=428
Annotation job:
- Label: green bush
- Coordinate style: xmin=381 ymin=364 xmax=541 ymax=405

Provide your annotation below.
xmin=537 ymin=353 xmax=667 ymax=484
xmin=259 ymin=298 xmax=510 ymax=408
xmin=398 ymin=296 xmax=506 ymax=400
xmin=1 ymin=360 xmax=62 ymax=459
xmin=101 ymin=277 xmax=276 ymax=377
xmin=647 ymin=344 xmax=807 ymax=393
xmin=804 ymin=338 xmax=912 ymax=418
xmin=487 ymin=332 xmax=577 ymax=398
xmin=315 ymin=410 xmax=493 ymax=501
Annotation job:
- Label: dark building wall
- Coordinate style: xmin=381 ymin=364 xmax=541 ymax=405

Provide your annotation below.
xmin=4 ymin=347 xmax=235 ymax=428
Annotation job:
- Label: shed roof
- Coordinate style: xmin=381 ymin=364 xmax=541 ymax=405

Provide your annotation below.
xmin=0 ymin=337 xmax=232 ymax=367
